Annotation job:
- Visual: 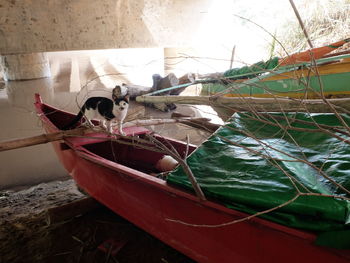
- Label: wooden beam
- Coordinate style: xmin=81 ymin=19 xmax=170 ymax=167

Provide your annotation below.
xmin=0 ymin=127 xmax=89 ymax=152
xmin=0 ymin=117 xmax=212 ymax=152
xmin=136 ymin=95 xmax=350 ymax=113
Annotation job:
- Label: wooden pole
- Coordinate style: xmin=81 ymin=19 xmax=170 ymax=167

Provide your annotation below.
xmin=0 ymin=127 xmax=89 ymax=152
xmin=136 ymin=95 xmax=350 ymax=113
xmin=0 ymin=118 xmax=212 ymax=152
xmin=288 ymin=0 xmax=313 ymax=48
xmin=229 ymin=45 xmax=236 ymax=69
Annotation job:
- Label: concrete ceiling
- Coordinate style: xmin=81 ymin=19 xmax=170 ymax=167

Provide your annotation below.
xmin=0 ymin=0 xmax=213 ymax=54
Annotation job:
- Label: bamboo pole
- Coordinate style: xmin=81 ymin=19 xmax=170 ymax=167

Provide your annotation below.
xmin=136 ymin=95 xmax=350 ymax=113
xmin=0 ymin=117 xmax=212 ymax=152
xmin=0 ymin=127 xmax=89 ymax=152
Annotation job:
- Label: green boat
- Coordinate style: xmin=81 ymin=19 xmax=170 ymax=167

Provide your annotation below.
xmin=201 ymin=46 xmax=350 ymax=100
xmin=136 ymin=39 xmax=350 ymax=119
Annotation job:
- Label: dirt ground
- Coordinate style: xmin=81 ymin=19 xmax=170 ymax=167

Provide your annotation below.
xmin=0 ymin=179 xmax=195 ymax=263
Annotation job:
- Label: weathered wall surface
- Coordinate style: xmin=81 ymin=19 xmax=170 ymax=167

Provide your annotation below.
xmin=0 ymin=48 xmax=164 ymax=189
xmin=0 ymin=0 xmax=211 ymax=54
xmin=0 ymin=53 xmax=51 ymax=80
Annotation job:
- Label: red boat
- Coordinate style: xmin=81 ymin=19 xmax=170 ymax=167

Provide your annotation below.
xmin=34 ymin=94 xmax=350 ymax=263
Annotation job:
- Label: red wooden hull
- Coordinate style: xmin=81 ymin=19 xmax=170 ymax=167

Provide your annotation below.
xmin=35 ymin=94 xmax=350 ymax=263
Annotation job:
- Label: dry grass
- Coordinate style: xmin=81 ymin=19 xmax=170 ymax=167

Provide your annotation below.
xmin=276 ymin=0 xmax=350 ymax=55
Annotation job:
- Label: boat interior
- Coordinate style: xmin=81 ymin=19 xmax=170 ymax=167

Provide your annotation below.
xmin=39 ymin=103 xmax=195 ymax=176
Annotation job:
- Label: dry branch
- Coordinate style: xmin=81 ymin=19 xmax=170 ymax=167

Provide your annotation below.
xmin=145 ymin=134 xmax=206 ymax=201
xmin=288 ymin=0 xmax=313 ymax=48
xmin=171 ymin=112 xmax=220 ymax=133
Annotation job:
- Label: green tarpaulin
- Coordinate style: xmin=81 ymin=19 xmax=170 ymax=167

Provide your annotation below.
xmin=223 ymin=57 xmax=279 ymax=79
xmin=167 ymin=113 xmax=350 ymax=248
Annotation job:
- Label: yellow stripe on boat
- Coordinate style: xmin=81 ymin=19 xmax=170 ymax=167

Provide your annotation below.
xmin=262 ymin=58 xmax=350 ymax=82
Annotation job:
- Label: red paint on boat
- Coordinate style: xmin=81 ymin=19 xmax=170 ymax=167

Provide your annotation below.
xmin=34 ymin=94 xmax=350 ymax=263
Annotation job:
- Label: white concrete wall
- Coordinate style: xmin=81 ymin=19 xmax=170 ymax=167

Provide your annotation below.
xmin=0 ymin=79 xmax=68 ymax=188
xmin=0 ymin=0 xmax=212 ymax=54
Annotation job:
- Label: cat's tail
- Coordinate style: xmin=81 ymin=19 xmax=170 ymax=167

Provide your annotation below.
xmin=61 ymin=105 xmax=86 ymax=130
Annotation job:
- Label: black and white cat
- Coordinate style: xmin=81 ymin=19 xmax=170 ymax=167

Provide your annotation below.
xmin=63 ymin=85 xmax=129 ymax=135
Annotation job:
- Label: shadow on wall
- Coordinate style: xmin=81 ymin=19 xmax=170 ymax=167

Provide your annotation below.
xmin=0 ymin=79 xmax=68 ymax=189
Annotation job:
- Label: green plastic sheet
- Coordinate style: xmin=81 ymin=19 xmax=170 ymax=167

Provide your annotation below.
xmin=167 ymin=113 xmax=350 ymax=248
xmin=223 ymin=57 xmax=279 ymax=79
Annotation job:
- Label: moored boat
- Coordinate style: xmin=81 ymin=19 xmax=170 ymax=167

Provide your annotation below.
xmin=201 ymin=39 xmax=350 ymax=99
xmin=201 ymin=53 xmax=350 ymax=99
xmin=35 ymin=94 xmax=350 ymax=263
xmin=136 ymin=41 xmax=350 ymax=120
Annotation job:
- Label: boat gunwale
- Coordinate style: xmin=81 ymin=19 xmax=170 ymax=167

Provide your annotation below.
xmin=34 ymin=94 xmax=319 ymax=242
xmin=75 ymin=147 xmax=318 ymax=242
